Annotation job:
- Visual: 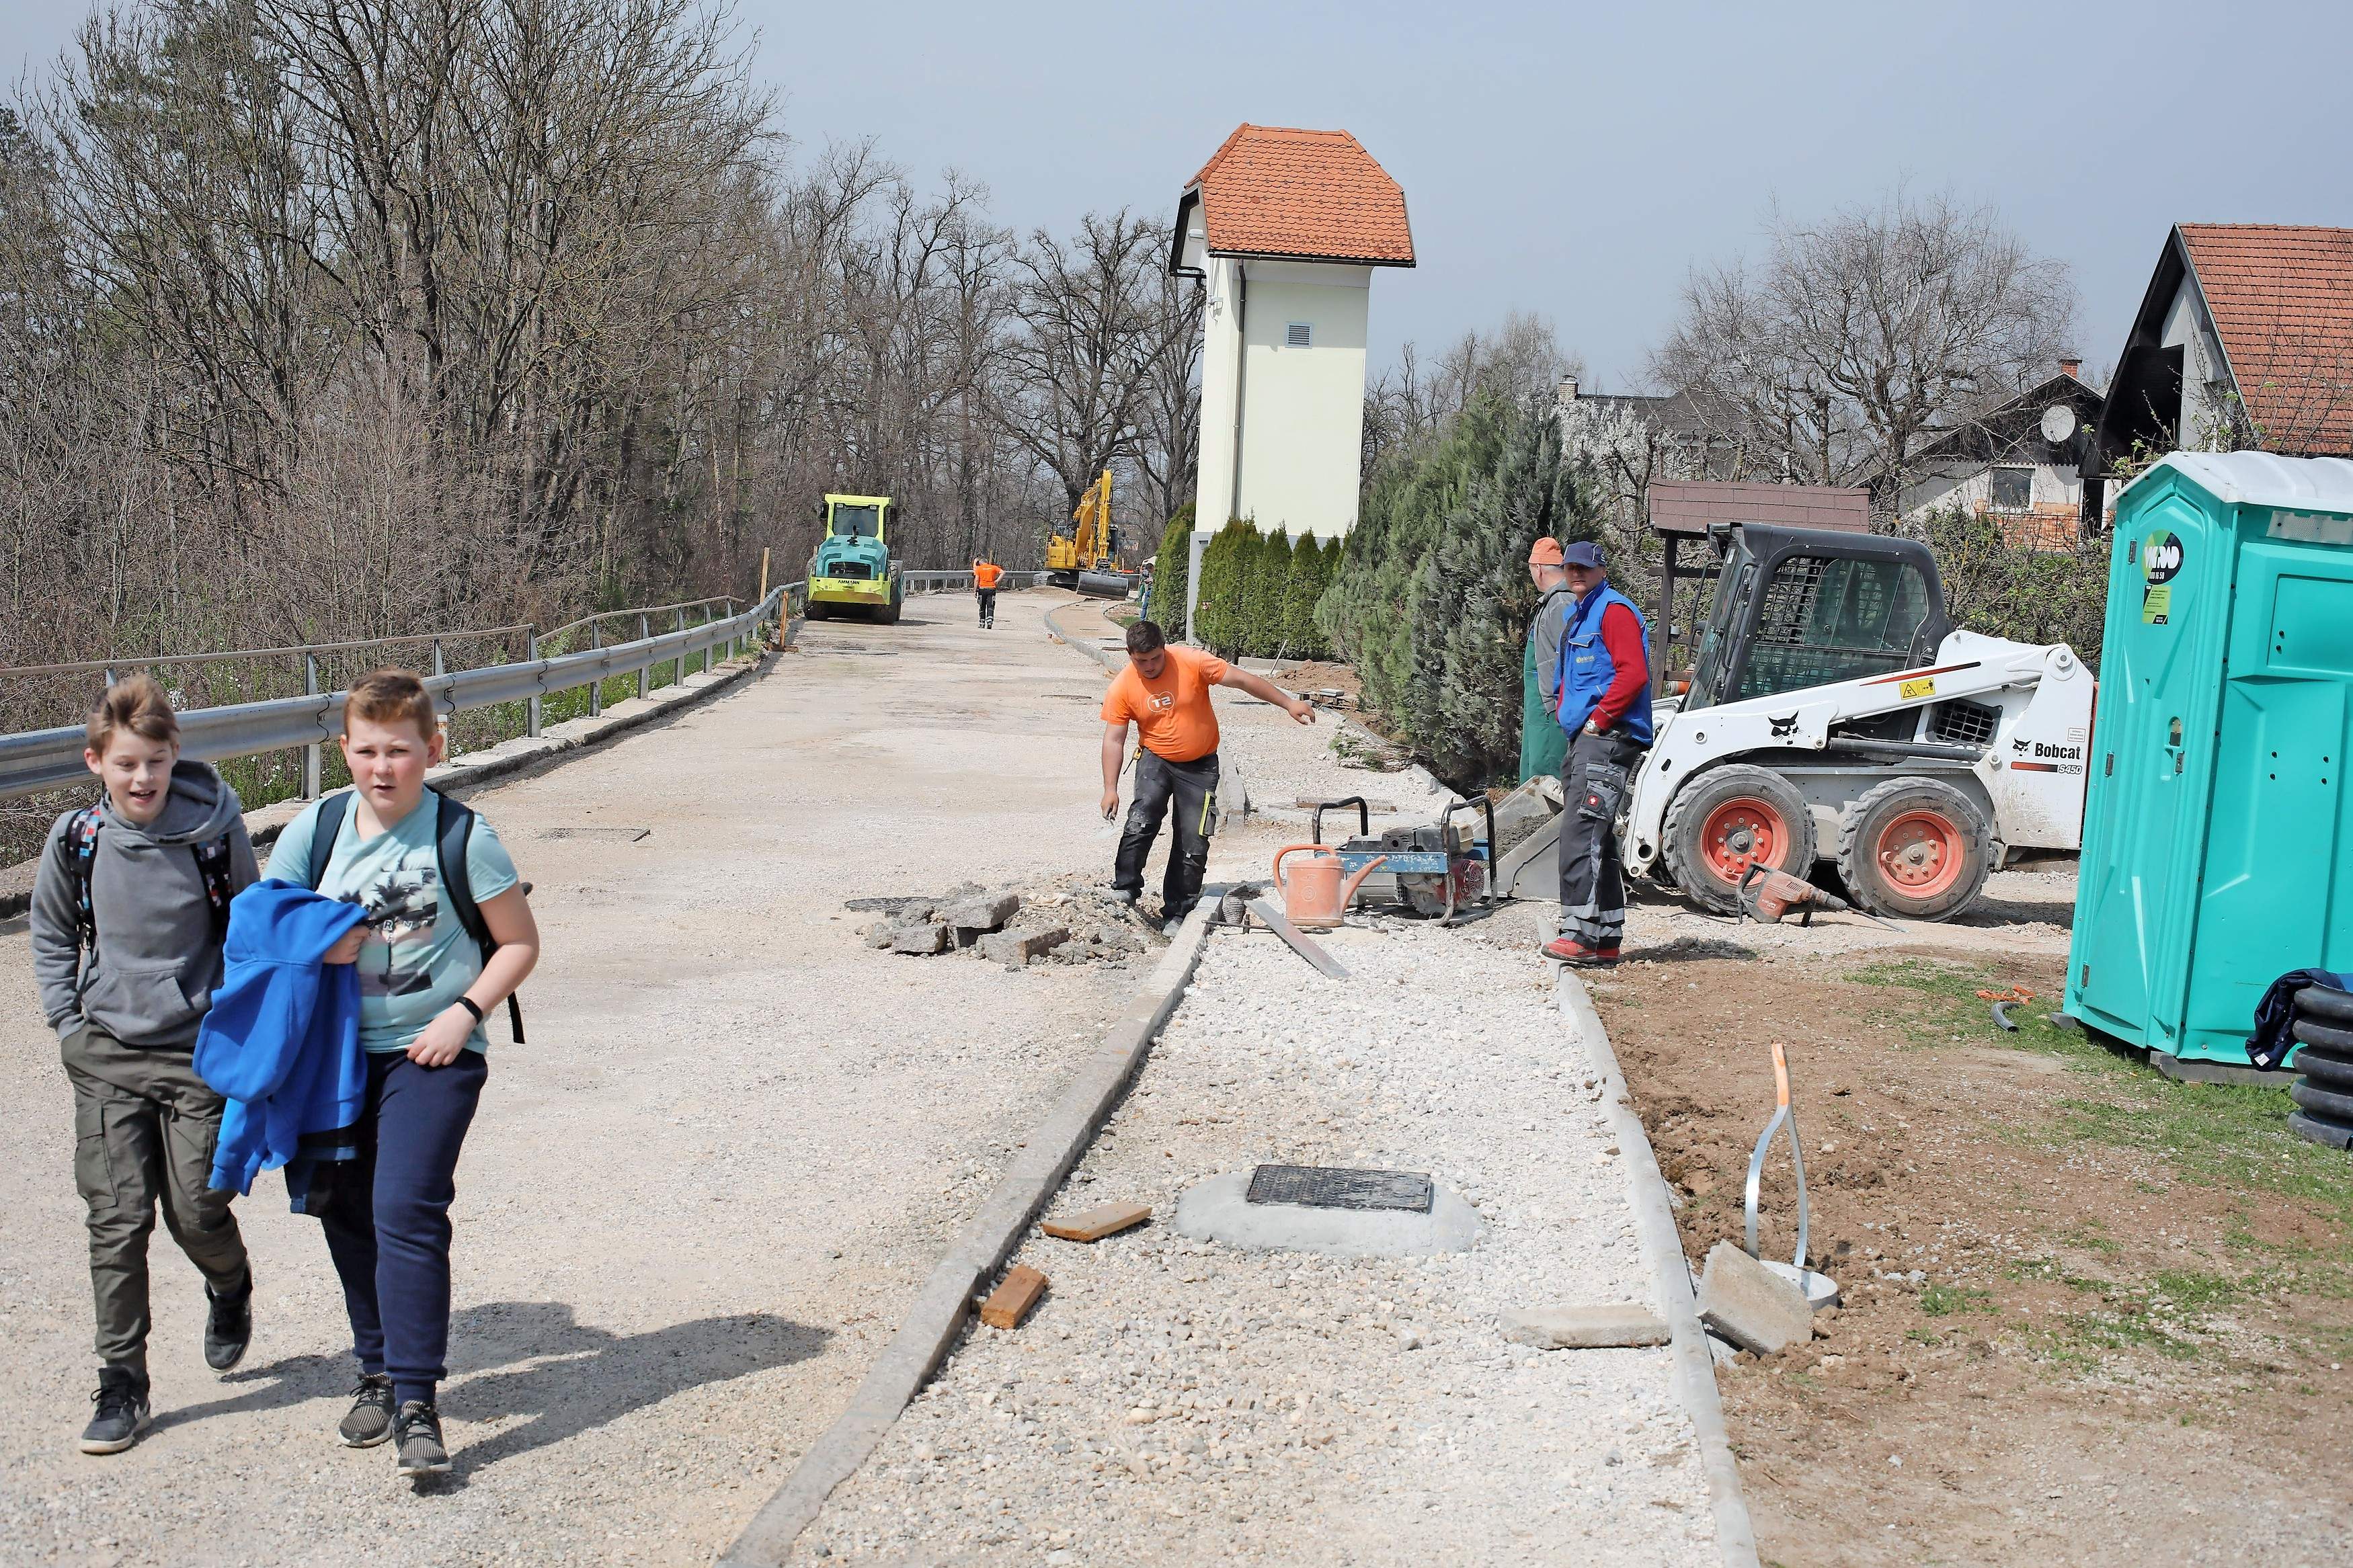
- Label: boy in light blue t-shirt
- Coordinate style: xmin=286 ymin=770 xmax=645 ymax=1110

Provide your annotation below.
xmin=266 ymin=669 xmax=539 ymax=1479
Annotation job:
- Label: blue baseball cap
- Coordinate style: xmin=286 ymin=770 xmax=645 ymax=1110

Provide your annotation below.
xmin=1561 ymin=541 xmax=1604 ymax=569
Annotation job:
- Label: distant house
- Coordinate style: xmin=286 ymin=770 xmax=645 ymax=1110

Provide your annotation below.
xmin=1170 ymin=125 xmax=1414 ymax=550
xmin=1897 ymin=362 xmax=2106 ymax=548
xmin=2089 ymin=224 xmax=2353 ymax=485
xmin=1555 ymin=377 xmax=1745 ymax=479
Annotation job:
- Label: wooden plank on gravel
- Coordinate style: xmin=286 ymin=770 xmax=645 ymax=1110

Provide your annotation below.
xmin=1041 ymin=1201 xmax=1150 ymax=1242
xmin=980 ymin=1266 xmax=1048 ymax=1329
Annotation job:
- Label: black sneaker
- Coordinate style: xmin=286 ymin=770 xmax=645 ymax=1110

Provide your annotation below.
xmin=338 ymin=1374 xmax=395 ymax=1448
xmin=204 ymin=1271 xmax=253 ymax=1372
xmin=393 ymin=1401 xmax=450 ymax=1477
xmin=79 ymin=1368 xmax=150 ymax=1455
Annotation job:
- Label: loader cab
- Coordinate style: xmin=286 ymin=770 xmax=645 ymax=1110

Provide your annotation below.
xmin=1685 ymin=524 xmax=1952 ymax=715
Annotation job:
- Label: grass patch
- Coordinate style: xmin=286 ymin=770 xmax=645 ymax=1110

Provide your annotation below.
xmin=2055 ymin=1308 xmax=2201 ymax=1362
xmin=1919 ymin=1282 xmax=1995 ymax=1317
xmin=2152 ymin=1268 xmax=2254 ymax=1311
xmin=1847 ymin=958 xmax=2105 ymax=1064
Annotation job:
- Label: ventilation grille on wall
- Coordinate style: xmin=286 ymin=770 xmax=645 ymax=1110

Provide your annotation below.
xmin=1285 ymin=322 xmax=1312 ymax=348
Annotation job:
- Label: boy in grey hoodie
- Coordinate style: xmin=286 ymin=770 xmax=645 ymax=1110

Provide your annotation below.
xmin=30 ymin=675 xmax=260 ymax=1454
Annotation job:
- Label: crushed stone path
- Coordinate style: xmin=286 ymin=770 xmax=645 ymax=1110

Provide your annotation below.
xmin=0 ymin=590 xmax=1170 ymax=1565
xmin=789 ymin=908 xmax=1716 ymax=1565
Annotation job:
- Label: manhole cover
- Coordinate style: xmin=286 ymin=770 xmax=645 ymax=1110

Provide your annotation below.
xmin=1245 ymin=1165 xmax=1432 ymax=1214
xmin=542 ymin=827 xmax=650 ymax=841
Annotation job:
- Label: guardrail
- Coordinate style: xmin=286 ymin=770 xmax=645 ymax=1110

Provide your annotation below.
xmin=0 ymin=585 xmax=795 ymax=800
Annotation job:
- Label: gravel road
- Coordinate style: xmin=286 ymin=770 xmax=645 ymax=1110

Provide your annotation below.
xmin=0 ymin=590 xmax=1162 ymax=1565
xmin=789 ymin=909 xmax=1716 ymax=1565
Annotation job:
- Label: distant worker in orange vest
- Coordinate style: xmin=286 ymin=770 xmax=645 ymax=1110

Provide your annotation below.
xmin=971 ymin=558 xmax=1004 ymax=630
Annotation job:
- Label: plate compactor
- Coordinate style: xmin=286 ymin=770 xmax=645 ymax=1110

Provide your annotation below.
xmin=1308 ymin=796 xmax=1497 ymax=926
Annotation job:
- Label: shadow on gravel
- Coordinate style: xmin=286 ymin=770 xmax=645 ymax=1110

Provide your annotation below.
xmin=436 ymin=1301 xmax=831 ymax=1479
xmin=1622 ymin=936 xmax=1761 ymax=964
xmin=148 ymin=1350 xmax=356 ymax=1434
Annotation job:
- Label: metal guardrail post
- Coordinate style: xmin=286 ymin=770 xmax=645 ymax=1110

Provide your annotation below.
xmin=637 ymin=612 xmax=650 ymax=700
xmin=588 ymin=620 xmax=602 ymax=718
xmin=674 ymin=608 xmax=685 ymax=686
xmin=526 ymin=628 xmax=543 ymax=739
xmin=302 ymin=651 xmax=321 ymax=798
xmin=432 ymin=638 xmax=445 ymax=677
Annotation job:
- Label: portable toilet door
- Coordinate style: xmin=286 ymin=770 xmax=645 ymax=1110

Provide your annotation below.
xmin=2067 ymin=452 xmax=2353 ymax=1065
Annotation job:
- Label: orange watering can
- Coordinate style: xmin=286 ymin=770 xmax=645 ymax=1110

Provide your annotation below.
xmin=1272 ymin=843 xmax=1387 ymax=932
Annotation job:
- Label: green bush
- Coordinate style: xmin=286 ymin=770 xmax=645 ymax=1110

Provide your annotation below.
xmin=1281 ymin=532 xmax=1332 ymax=659
xmin=1918 ymin=507 xmax=2111 ymax=671
xmin=1193 ymin=518 xmax=1257 ymax=657
xmin=1149 ymin=502 xmax=1195 ymax=635
xmin=1242 ymin=528 xmax=1292 ymax=657
xmin=1318 ymin=393 xmax=1597 ymax=784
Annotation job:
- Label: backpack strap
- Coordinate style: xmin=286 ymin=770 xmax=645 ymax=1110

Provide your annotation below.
xmin=434 ymin=793 xmax=523 ymax=1043
xmin=65 ymin=803 xmax=106 ymax=958
xmin=305 ymin=792 xmax=352 ymax=893
xmin=192 ymin=835 xmax=237 ymax=944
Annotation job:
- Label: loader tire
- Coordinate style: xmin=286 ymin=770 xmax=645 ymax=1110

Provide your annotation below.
xmin=1835 ymin=776 xmax=1992 ymax=921
xmin=2294 ymin=987 xmax=2353 ymax=1027
xmin=1661 ymin=764 xmax=1818 ymax=915
xmin=806 ymin=600 xmax=831 ymax=621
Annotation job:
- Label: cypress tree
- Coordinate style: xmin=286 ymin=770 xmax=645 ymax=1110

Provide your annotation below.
xmin=1244 ymin=528 xmax=1291 ymax=657
xmin=1150 ymin=502 xmax=1195 ymax=633
xmin=1193 ymin=519 xmax=1257 ymax=657
xmin=1283 ymin=531 xmax=1330 ymax=659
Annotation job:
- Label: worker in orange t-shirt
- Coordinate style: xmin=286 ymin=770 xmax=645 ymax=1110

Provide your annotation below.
xmin=1099 ymin=618 xmax=1316 ymax=927
xmin=971 ymin=559 xmax=1004 ymax=629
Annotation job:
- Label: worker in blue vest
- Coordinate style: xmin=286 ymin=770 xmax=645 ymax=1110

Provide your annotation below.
xmin=1541 ymin=541 xmax=1652 ymax=967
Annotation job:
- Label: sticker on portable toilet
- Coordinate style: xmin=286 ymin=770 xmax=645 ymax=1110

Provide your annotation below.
xmin=2141 ymin=531 xmax=2182 ymax=624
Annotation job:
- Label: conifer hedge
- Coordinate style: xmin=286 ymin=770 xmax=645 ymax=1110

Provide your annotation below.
xmin=1318 ymin=393 xmax=1597 ymax=784
xmin=1148 ymin=502 xmax=1195 ymax=630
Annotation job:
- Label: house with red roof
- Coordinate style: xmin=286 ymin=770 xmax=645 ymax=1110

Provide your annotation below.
xmin=1169 ymin=124 xmax=1413 ymax=600
xmin=2089 ymin=224 xmax=2353 ymax=492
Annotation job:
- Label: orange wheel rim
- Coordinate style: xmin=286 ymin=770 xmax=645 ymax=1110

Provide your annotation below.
xmin=1699 ymin=798 xmax=1787 ymax=882
xmin=1876 ymin=809 xmax=1964 ymax=898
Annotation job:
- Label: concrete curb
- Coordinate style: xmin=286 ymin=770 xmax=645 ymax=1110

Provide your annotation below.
xmin=1555 ymin=963 xmax=1763 ymax=1568
xmin=717 ymin=897 xmax=1226 ymax=1567
xmin=0 ymin=645 xmax=780 ymax=923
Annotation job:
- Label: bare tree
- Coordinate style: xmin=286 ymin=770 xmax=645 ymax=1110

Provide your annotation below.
xmin=999 ymin=209 xmax=1161 ymax=517
xmin=1132 ymin=263 xmax=1202 ymax=530
xmin=1364 ymin=310 xmax=1583 ymax=475
xmin=1649 ymin=188 xmax=2077 ymax=503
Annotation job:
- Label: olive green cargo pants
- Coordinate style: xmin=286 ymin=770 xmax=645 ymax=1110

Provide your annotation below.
xmin=62 ymin=1025 xmax=249 ymax=1372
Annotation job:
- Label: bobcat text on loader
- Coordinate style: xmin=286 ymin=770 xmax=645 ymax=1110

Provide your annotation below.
xmin=1497 ymin=522 xmax=2095 ymax=921
xmin=806 ymin=493 xmax=905 ymax=623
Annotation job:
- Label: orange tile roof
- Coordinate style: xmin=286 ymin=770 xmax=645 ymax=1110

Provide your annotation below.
xmin=1185 ymin=124 xmax=1414 ymax=267
xmin=2180 ymin=224 xmax=2353 ymax=455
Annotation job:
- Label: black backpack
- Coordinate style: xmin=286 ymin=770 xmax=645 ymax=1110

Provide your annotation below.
xmin=63 ymin=802 xmax=237 ymax=960
xmin=305 ymin=790 xmax=524 ymax=1043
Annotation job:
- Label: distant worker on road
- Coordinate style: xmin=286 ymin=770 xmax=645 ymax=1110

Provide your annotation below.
xmin=1541 ymin=541 xmax=1651 ymax=969
xmin=972 ymin=558 xmax=1003 ymax=629
xmin=1099 ymin=620 xmax=1316 ymax=928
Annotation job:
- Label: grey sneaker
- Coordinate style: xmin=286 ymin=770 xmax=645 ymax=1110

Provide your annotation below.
xmin=79 ymin=1368 xmax=150 ymax=1455
xmin=393 ymin=1401 xmax=450 ymax=1477
xmin=338 ymin=1374 xmax=395 ymax=1448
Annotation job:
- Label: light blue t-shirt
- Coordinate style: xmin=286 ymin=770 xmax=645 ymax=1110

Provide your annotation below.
xmin=266 ymin=789 xmax=520 ymax=1055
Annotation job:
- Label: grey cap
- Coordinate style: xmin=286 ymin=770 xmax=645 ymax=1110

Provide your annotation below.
xmin=1561 ymin=540 xmax=1603 ymax=569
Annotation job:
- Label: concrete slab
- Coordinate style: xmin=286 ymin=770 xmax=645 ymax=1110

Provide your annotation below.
xmin=1696 ymin=1240 xmax=1814 ymax=1355
xmin=1500 ymin=1303 xmax=1671 ymax=1349
xmin=1170 ymin=1167 xmax=1480 ymax=1257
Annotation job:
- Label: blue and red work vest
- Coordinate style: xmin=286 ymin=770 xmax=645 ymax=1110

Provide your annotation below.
xmin=1554 ymin=585 xmax=1654 ymax=745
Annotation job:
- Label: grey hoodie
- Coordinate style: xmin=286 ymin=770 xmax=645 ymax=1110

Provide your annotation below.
xmin=30 ymin=759 xmax=260 ymax=1048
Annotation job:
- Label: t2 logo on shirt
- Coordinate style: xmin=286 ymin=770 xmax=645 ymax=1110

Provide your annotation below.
xmin=1149 ymin=692 xmax=1174 ymax=712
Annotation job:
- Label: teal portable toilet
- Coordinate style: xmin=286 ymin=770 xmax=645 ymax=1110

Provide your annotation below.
xmin=2069 ymin=452 xmax=2353 ymax=1068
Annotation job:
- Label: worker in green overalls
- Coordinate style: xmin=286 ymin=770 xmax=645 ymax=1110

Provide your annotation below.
xmin=1518 ymin=537 xmax=1577 ymax=782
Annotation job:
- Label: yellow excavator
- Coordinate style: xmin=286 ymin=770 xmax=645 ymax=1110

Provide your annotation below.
xmin=1044 ymin=468 xmax=1133 ymax=598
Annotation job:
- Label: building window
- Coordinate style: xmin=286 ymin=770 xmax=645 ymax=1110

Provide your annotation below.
xmin=1989 ymin=466 xmax=2034 ymax=512
xmin=1285 ymin=322 xmax=1312 ymax=348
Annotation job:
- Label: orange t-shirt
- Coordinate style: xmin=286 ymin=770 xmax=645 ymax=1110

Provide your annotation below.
xmin=973 ymin=562 xmax=1003 ymax=588
xmin=1100 ymin=646 xmax=1229 ymax=762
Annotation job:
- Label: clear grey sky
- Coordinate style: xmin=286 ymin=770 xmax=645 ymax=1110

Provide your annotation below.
xmin=8 ymin=0 xmax=2350 ymax=388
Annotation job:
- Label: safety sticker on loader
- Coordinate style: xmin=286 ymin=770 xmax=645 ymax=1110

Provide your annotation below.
xmin=1899 ymin=675 xmax=1936 ymax=700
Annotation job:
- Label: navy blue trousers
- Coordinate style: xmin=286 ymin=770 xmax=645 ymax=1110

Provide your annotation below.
xmin=319 ymin=1050 xmax=486 ymax=1408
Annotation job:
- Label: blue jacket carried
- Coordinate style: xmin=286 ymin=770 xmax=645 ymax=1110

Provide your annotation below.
xmin=1555 ymin=583 xmax=1655 ymax=745
xmin=194 ymin=880 xmax=368 ymax=1196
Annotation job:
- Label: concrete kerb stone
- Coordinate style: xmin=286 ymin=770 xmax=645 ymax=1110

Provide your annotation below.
xmin=1556 ymin=965 xmax=1763 ymax=1568
xmin=716 ymin=889 xmax=1229 ymax=1568
xmin=0 ymin=647 xmax=779 ymax=923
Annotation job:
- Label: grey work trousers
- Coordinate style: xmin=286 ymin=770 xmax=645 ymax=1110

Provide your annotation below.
xmin=1558 ymin=729 xmax=1645 ymax=949
xmin=62 ymin=1024 xmax=249 ymax=1372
